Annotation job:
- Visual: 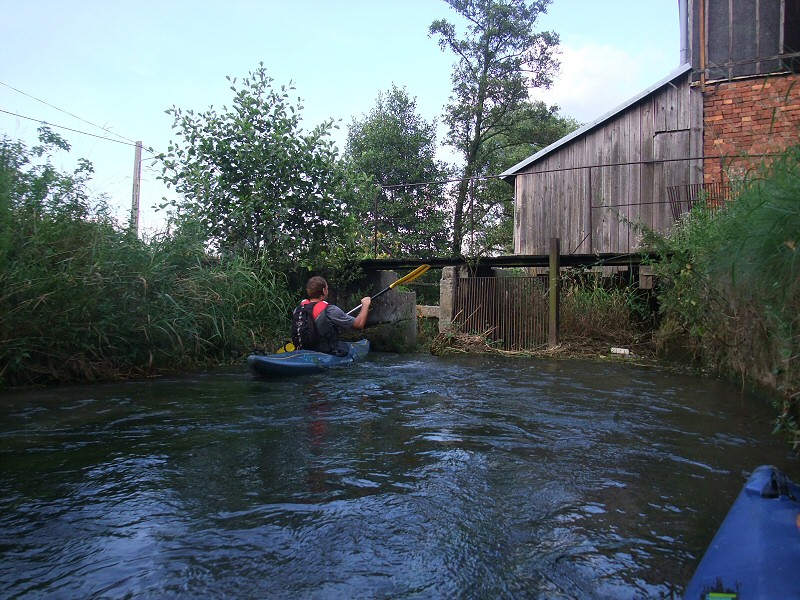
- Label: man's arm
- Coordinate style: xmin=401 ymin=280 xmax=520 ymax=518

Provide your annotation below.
xmin=351 ymin=297 xmax=371 ymax=330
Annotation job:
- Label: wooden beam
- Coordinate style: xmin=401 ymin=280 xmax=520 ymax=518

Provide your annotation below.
xmin=548 ymin=238 xmax=561 ymax=348
xmin=361 ymin=252 xmax=659 ymax=271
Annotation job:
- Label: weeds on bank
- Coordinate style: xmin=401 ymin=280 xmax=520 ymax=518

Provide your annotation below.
xmin=0 ymin=218 xmax=294 ymax=385
xmin=559 ymin=270 xmax=653 ymax=354
xmin=643 ymin=145 xmax=800 ymax=446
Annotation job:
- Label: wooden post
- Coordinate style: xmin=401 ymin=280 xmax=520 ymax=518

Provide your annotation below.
xmin=699 ymin=0 xmax=706 ymax=91
xmin=548 ymin=237 xmax=560 ymax=347
xmin=130 ymin=141 xmax=142 ymax=237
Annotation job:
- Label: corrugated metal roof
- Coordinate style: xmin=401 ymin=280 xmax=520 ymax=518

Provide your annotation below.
xmin=499 ymin=63 xmax=693 ymax=180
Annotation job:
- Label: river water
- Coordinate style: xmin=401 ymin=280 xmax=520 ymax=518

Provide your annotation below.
xmin=0 ymin=353 xmax=796 ymax=599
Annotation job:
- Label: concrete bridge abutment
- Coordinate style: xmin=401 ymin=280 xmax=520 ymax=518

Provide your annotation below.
xmin=341 ymin=270 xmax=418 ymax=353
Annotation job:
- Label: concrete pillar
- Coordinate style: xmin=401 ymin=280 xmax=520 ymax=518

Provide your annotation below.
xmin=438 ymin=266 xmax=456 ymax=333
xmin=361 ymin=271 xmax=418 ymax=352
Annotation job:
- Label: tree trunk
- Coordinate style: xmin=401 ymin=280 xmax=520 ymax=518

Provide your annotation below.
xmin=451 ymin=129 xmax=482 ymax=255
xmin=451 ymin=172 xmax=468 ymax=255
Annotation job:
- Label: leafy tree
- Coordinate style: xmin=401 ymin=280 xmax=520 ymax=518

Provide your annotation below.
xmin=345 ymin=85 xmax=451 ymax=258
xmin=0 ymin=127 xmax=101 ymax=261
xmin=430 ymin=0 xmax=560 ymax=255
xmin=159 ymin=65 xmax=357 ymax=269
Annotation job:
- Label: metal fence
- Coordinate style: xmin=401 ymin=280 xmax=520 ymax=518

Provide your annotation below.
xmin=666 ymin=182 xmax=732 ymax=221
xmin=451 ymin=276 xmax=549 ymax=351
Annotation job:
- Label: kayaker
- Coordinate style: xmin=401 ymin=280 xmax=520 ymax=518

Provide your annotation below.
xmin=293 ymin=276 xmax=371 ymax=356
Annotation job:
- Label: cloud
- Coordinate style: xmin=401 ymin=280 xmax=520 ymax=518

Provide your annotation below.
xmin=532 ymin=43 xmax=671 ymax=124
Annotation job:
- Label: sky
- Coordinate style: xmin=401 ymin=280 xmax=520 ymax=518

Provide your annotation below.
xmin=0 ymin=0 xmax=680 ymax=235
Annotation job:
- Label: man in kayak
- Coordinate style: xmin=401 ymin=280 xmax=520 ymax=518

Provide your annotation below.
xmin=292 ymin=276 xmax=371 ymax=356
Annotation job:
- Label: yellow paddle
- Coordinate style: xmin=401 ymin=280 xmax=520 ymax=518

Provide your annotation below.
xmin=276 ymin=264 xmax=431 ymax=353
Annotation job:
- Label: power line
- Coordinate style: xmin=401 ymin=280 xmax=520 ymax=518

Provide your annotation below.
xmin=0 ymin=108 xmax=160 ymax=156
xmin=0 ymin=79 xmax=143 ymax=147
xmin=0 ymin=108 xmax=138 ymax=147
xmin=379 ymin=151 xmax=780 ymax=191
xmin=381 ymin=174 xmax=500 ymax=190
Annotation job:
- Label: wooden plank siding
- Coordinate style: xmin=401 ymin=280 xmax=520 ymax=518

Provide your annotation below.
xmin=510 ymin=69 xmax=704 ymax=255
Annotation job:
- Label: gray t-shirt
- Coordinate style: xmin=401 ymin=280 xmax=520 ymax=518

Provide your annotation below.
xmin=321 ymin=304 xmax=355 ymax=330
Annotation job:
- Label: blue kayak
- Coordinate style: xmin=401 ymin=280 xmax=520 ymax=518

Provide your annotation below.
xmin=682 ymin=464 xmax=800 ymax=599
xmin=247 ymin=339 xmax=370 ymax=378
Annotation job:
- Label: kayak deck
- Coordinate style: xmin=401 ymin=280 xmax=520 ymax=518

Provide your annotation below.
xmin=247 ymin=339 xmax=370 ymax=378
xmin=682 ymin=464 xmax=800 ymax=599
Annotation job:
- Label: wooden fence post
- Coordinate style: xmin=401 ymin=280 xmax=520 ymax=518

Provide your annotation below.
xmin=548 ymin=237 xmax=560 ymax=347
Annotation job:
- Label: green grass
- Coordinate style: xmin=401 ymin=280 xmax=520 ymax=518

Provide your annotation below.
xmin=559 ymin=270 xmax=653 ymax=351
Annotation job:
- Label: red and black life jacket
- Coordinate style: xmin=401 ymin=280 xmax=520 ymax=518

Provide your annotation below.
xmin=291 ymin=300 xmax=331 ymax=351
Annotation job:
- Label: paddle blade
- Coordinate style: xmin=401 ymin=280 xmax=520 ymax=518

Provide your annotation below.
xmin=389 ymin=264 xmax=431 ymax=289
xmin=276 ymin=342 xmax=295 ymax=354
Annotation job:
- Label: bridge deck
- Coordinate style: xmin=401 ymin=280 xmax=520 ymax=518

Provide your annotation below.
xmin=361 ymin=252 xmax=657 ymax=271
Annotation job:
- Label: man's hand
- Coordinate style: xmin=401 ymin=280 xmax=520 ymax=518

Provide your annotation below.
xmin=352 ymin=296 xmax=371 ymax=330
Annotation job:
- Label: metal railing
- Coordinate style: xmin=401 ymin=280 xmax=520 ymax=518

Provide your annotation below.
xmin=667 ymin=182 xmax=732 ymax=221
xmin=452 ymin=276 xmax=549 ymax=351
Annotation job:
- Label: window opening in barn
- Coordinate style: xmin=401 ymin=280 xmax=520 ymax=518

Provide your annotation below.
xmin=784 ymin=0 xmax=800 ymax=72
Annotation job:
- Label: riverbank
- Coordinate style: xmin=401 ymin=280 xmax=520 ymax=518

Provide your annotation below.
xmin=427 ymin=324 xmax=710 ymax=384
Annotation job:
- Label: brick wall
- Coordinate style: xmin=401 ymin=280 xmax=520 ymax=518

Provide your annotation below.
xmin=703 ymin=73 xmax=800 ymax=183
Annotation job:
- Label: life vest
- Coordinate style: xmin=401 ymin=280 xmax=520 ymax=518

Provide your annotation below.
xmin=291 ymin=300 xmax=334 ymax=351
xmin=303 ymin=299 xmax=329 ymax=319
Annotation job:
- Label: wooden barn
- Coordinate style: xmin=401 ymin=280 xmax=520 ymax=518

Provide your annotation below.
xmin=502 ymin=0 xmax=800 ymax=257
xmin=501 ymin=64 xmax=702 ymax=256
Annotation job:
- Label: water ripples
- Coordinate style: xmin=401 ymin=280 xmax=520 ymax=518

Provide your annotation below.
xmin=0 ymin=353 xmax=796 ymax=598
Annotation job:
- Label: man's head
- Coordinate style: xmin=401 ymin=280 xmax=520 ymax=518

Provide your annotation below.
xmin=306 ymin=276 xmax=328 ymax=300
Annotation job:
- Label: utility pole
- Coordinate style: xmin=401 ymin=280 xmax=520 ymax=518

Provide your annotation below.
xmin=130 ymin=141 xmax=142 ymax=237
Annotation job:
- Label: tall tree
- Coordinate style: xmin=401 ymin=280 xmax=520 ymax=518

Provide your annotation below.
xmin=430 ymin=0 xmax=560 ymax=255
xmin=159 ymin=65 xmax=357 ymax=268
xmin=345 ymin=85 xmax=450 ymax=258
